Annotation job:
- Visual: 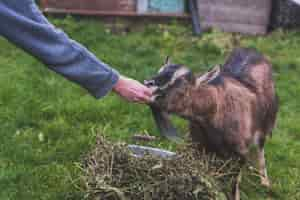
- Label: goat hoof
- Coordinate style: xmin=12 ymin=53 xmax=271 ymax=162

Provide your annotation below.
xmin=234 ymin=193 xmax=240 ymax=200
xmin=261 ymin=178 xmax=271 ymax=188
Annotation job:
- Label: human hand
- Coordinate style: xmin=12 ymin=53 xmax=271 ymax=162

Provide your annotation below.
xmin=113 ymin=76 xmax=153 ymax=103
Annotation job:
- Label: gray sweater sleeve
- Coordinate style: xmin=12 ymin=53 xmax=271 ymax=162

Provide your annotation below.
xmin=0 ymin=0 xmax=119 ymax=98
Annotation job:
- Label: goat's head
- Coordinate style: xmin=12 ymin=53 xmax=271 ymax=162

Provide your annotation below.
xmin=144 ymin=57 xmax=192 ymax=142
xmin=144 ymin=58 xmax=222 ymax=142
xmin=144 ymin=57 xmax=193 ymax=100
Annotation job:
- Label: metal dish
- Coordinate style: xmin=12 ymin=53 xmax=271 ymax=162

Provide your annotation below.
xmin=128 ymin=144 xmax=176 ymax=159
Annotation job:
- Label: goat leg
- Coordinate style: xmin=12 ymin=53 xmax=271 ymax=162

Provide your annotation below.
xmin=149 ymin=105 xmax=183 ymax=143
xmin=232 ymin=169 xmax=242 ymax=200
xmin=258 ymin=148 xmax=271 ymax=187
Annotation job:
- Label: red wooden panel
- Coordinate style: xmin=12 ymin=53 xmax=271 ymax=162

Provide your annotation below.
xmin=41 ymin=0 xmax=191 ymax=18
xmin=43 ymin=0 xmax=136 ymax=12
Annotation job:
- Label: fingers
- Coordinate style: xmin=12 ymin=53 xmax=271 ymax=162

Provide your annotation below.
xmin=132 ymin=91 xmax=152 ymax=104
xmin=142 ymin=86 xmax=156 ymax=103
xmin=129 ymin=81 xmax=153 ymax=103
xmin=126 ymin=90 xmax=151 ymax=104
xmin=113 ymin=75 xmax=154 ymax=104
xmin=142 ymin=85 xmax=154 ymax=97
xmin=139 ymin=89 xmax=153 ymax=103
xmin=138 ymin=94 xmax=152 ymax=104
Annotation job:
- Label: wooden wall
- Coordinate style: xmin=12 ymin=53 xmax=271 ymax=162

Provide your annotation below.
xmin=197 ymin=0 xmax=272 ymax=35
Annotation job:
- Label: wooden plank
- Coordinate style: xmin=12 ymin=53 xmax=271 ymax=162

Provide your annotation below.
xmin=40 ymin=0 xmax=48 ymax=10
xmin=43 ymin=0 xmax=136 ymax=12
xmin=119 ymin=0 xmax=136 ymax=12
xmin=201 ymin=21 xmax=268 ymax=35
xmin=198 ymin=5 xmax=271 ymax=25
xmin=198 ymin=0 xmax=271 ymax=9
xmin=42 ymin=8 xmax=191 ymax=18
xmin=45 ymin=0 xmax=79 ymax=9
xmin=196 ymin=0 xmax=271 ymax=34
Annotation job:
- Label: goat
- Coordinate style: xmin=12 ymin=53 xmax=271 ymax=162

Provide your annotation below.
xmin=145 ymin=48 xmax=278 ymax=200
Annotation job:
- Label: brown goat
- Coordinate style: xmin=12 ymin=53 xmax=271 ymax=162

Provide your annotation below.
xmin=145 ymin=48 xmax=278 ymax=200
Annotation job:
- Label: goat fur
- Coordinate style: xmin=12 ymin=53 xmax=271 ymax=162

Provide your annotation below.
xmin=150 ymin=48 xmax=278 ymax=199
xmin=153 ymin=48 xmax=278 ymax=158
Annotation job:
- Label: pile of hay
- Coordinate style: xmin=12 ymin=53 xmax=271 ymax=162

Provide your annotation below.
xmin=82 ymin=137 xmax=240 ymax=200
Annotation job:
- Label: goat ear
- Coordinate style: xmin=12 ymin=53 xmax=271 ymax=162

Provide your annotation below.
xmin=210 ymin=65 xmax=221 ymax=73
xmin=196 ymin=65 xmax=221 ymax=86
xmin=164 ymin=56 xmax=172 ymax=65
xmin=186 ymin=71 xmax=195 ymax=83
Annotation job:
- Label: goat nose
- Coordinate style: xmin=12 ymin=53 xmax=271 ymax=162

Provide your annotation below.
xmin=144 ymin=80 xmax=155 ymax=87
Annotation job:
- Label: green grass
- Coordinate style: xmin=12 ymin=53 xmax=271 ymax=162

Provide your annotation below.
xmin=0 ymin=16 xmax=300 ymax=199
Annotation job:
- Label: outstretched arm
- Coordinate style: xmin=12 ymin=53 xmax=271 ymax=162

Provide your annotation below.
xmin=0 ymin=0 xmax=152 ymax=102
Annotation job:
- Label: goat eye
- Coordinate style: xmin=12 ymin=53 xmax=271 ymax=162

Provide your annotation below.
xmin=159 ymin=75 xmax=173 ymax=85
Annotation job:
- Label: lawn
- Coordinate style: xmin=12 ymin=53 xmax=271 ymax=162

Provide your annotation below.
xmin=0 ymin=16 xmax=299 ymax=200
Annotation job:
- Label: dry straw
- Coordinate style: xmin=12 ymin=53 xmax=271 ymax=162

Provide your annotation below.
xmin=82 ymin=137 xmax=241 ymax=200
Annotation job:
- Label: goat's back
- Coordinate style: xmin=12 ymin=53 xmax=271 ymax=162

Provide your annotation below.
xmin=221 ymin=48 xmax=278 ymax=135
xmin=222 ymin=48 xmax=269 ymax=92
xmin=191 ymin=48 xmax=278 ymax=156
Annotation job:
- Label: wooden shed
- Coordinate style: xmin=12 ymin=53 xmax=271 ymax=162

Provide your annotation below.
xmin=41 ymin=0 xmax=273 ymax=35
xmin=196 ymin=0 xmax=272 ymax=35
